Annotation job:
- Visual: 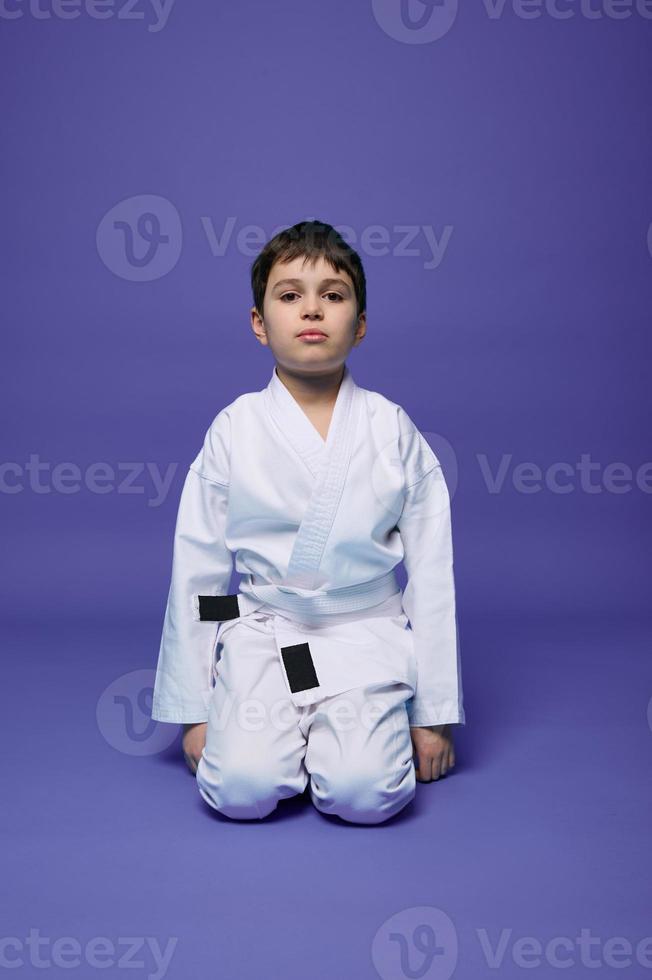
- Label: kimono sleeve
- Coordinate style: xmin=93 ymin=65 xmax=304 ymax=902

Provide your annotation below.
xmin=151 ymin=411 xmax=233 ymax=724
xmin=396 ymin=411 xmax=465 ymax=727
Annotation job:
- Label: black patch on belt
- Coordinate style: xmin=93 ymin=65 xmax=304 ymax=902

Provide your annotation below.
xmin=280 ymin=642 xmax=320 ymax=693
xmin=198 ymin=594 xmax=240 ymax=621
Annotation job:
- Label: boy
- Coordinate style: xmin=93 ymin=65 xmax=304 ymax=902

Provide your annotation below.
xmin=151 ymin=220 xmax=465 ymax=824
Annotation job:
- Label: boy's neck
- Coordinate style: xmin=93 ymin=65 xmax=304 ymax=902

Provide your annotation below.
xmin=275 ymin=362 xmax=345 ymax=408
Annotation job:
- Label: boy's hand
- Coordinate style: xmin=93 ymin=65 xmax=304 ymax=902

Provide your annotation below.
xmin=410 ymin=724 xmax=455 ymax=782
xmin=182 ymin=722 xmax=207 ymax=775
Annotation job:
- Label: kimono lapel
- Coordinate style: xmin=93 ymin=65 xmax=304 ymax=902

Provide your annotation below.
xmin=263 ymin=363 xmax=363 ymax=591
xmin=264 ymin=363 xmax=353 ymax=474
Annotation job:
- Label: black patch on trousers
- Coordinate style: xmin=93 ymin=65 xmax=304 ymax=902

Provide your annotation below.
xmin=280 ymin=641 xmax=320 ymax=693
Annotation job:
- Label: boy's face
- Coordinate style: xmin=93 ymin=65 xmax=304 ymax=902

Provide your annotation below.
xmin=250 ymin=255 xmax=366 ymax=376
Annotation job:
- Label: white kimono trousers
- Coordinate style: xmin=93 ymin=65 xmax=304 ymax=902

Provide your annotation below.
xmin=151 ymin=363 xmax=465 ymax=729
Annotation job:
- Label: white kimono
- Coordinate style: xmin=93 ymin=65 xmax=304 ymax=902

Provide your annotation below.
xmin=151 ymin=363 xmax=465 ymax=730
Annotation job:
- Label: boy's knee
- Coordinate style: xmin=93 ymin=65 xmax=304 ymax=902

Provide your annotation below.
xmin=311 ymin=765 xmax=416 ymax=825
xmin=196 ymin=755 xmax=280 ymax=820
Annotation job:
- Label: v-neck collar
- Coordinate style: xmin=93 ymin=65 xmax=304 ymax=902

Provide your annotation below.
xmin=264 ymin=362 xmax=356 ymax=473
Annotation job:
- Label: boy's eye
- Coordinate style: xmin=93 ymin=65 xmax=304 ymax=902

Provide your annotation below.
xmin=279 ymin=292 xmax=344 ymax=302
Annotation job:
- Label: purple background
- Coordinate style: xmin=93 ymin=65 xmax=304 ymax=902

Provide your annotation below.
xmin=3 ymin=3 xmax=651 ymax=979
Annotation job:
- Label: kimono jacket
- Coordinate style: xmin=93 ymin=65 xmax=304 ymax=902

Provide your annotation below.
xmin=151 ymin=363 xmax=465 ymax=729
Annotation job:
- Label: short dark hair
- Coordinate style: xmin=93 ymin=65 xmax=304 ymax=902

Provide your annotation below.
xmin=250 ymin=219 xmax=366 ymax=318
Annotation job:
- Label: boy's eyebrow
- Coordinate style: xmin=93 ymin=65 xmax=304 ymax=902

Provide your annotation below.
xmin=271 ymin=277 xmax=351 ymax=292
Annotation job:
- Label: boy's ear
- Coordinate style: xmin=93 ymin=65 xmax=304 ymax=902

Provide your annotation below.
xmin=353 ymin=312 xmax=367 ymax=346
xmin=251 ymin=307 xmax=269 ymax=346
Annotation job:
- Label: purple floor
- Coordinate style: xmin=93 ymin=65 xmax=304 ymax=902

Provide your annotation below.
xmin=4 ymin=611 xmax=650 ymax=980
xmin=4 ymin=1 xmax=651 ymax=976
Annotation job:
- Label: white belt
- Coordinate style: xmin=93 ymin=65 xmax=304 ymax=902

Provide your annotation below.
xmin=240 ymin=568 xmax=400 ymax=618
xmin=192 ymin=569 xmax=401 ymax=627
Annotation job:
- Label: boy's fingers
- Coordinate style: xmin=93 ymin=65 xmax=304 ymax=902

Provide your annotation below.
xmin=413 ymin=738 xmax=458 ymax=781
xmin=440 ymin=746 xmax=458 ymax=777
